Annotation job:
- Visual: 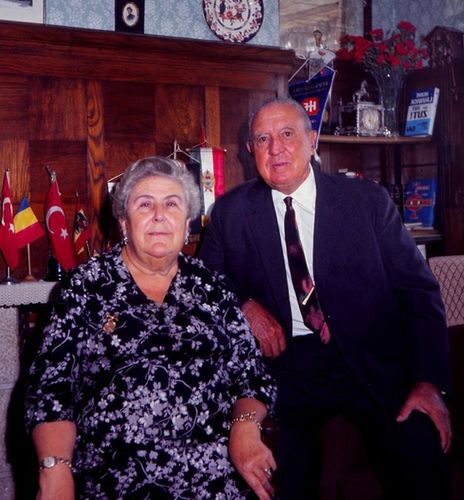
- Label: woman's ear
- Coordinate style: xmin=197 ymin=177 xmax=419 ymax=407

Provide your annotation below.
xmin=119 ymin=219 xmax=127 ymax=237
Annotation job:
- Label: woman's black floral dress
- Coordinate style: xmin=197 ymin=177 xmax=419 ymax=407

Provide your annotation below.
xmin=25 ymin=245 xmax=276 ymax=499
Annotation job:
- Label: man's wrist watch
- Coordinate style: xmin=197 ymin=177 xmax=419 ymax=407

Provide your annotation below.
xmin=39 ymin=456 xmax=72 ymax=471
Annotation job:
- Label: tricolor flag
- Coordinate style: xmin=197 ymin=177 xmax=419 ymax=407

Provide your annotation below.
xmin=0 ymin=170 xmax=18 ymax=269
xmin=73 ymin=201 xmax=91 ymax=256
xmin=14 ymin=197 xmax=45 ymax=248
xmin=44 ymin=176 xmax=77 ymax=271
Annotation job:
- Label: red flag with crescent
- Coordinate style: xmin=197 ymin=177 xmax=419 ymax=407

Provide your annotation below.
xmin=44 ymin=178 xmax=77 ymax=270
xmin=0 ymin=171 xmax=19 ymax=269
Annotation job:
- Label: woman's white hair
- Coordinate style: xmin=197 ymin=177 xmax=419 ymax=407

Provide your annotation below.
xmin=112 ymin=156 xmax=201 ymax=221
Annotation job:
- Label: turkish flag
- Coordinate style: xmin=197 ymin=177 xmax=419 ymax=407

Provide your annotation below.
xmin=44 ymin=178 xmax=77 ymax=271
xmin=0 ymin=171 xmax=19 ymax=269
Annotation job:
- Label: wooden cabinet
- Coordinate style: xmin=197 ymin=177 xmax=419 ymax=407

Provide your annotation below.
xmin=318 ymin=134 xmax=442 ymax=249
xmin=318 ymin=60 xmax=464 ymax=256
xmin=404 ymin=61 xmax=464 ymax=256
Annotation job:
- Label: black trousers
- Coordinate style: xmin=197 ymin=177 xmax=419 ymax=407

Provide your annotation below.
xmin=273 ymin=335 xmax=451 ymax=500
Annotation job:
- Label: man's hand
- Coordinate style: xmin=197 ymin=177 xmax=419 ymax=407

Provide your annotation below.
xmin=396 ymin=381 xmax=452 ymax=453
xmin=229 ymin=421 xmax=277 ymax=500
xmin=242 ymin=299 xmax=286 ymax=357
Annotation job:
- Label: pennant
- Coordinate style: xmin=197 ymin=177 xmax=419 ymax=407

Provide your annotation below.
xmin=190 ymin=146 xmax=225 ymax=213
xmin=44 ymin=178 xmax=77 ymax=271
xmin=14 ymin=197 xmax=45 ymax=248
xmin=73 ymin=202 xmax=91 ymax=255
xmin=289 ymin=66 xmax=336 ymax=148
xmin=0 ymin=171 xmax=19 ymax=269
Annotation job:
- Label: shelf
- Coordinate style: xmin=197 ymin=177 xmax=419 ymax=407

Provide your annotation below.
xmin=319 ymin=134 xmax=432 ymax=145
xmin=409 ymin=229 xmax=442 ymax=244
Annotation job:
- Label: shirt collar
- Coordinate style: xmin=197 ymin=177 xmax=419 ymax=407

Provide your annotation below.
xmin=271 ymin=169 xmax=316 ymax=214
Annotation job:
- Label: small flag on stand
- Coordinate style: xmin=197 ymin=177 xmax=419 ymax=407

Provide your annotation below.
xmin=73 ymin=194 xmax=91 ymax=257
xmin=0 ymin=170 xmax=19 ymax=269
xmin=14 ymin=197 xmax=45 ymax=248
xmin=44 ymin=172 xmax=77 ymax=271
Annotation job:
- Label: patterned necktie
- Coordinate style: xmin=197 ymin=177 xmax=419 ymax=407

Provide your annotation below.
xmin=284 ymin=196 xmax=330 ymax=343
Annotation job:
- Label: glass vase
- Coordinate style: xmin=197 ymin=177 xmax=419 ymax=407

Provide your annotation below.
xmin=372 ymin=70 xmax=404 ymax=136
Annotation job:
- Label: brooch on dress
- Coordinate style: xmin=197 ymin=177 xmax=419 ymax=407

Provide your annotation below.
xmin=102 ymin=312 xmax=119 ymax=334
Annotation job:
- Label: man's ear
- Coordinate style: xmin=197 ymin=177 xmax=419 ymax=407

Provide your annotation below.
xmin=308 ymin=130 xmax=317 ymax=155
xmin=246 ymin=141 xmax=253 ymax=156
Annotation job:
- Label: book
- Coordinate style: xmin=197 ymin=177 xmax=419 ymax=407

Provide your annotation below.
xmin=404 ymin=87 xmax=440 ymax=136
xmin=403 ymin=178 xmax=437 ymax=227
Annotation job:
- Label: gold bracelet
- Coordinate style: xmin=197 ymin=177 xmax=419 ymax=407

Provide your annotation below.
xmin=230 ymin=410 xmax=263 ymax=431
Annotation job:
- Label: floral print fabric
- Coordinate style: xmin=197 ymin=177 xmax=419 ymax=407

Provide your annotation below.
xmin=25 ymin=245 xmax=276 ymax=499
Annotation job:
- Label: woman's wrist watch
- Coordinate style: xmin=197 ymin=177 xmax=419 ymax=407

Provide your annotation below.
xmin=39 ymin=456 xmax=72 ymax=471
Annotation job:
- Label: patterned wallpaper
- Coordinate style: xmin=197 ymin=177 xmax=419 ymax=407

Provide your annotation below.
xmin=45 ymin=0 xmax=280 ymax=47
xmin=373 ymin=0 xmax=464 ymax=38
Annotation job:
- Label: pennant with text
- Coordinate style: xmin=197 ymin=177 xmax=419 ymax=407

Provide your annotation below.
xmin=289 ymin=66 xmax=336 ymax=148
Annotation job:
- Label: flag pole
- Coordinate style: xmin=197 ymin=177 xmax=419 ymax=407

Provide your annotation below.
xmin=85 ymin=240 xmax=92 ymax=259
xmin=1 ymin=265 xmax=19 ymax=285
xmin=23 ymin=243 xmax=37 ymax=282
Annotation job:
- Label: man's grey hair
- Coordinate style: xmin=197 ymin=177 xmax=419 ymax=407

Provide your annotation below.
xmin=248 ymin=97 xmax=313 ymax=142
xmin=112 ymin=156 xmax=201 ymax=221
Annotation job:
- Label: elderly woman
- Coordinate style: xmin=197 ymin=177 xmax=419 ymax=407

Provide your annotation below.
xmin=25 ymin=156 xmax=277 ymax=499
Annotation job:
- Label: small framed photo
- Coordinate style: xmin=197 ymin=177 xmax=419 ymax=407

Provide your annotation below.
xmin=115 ymin=0 xmax=145 ymax=34
xmin=0 ymin=0 xmax=44 ymax=24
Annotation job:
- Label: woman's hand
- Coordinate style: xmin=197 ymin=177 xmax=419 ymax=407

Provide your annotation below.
xmin=37 ymin=466 xmax=75 ymax=500
xmin=229 ymin=421 xmax=277 ymax=500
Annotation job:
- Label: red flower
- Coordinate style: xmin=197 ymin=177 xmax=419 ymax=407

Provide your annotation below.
xmin=336 ymin=20 xmax=429 ymax=79
xmin=369 ymin=29 xmax=384 ymax=41
xmin=397 ymin=21 xmax=416 ymax=33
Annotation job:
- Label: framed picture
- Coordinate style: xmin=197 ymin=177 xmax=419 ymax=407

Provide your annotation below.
xmin=0 ymin=0 xmax=44 ymax=24
xmin=115 ymin=0 xmax=145 ymax=34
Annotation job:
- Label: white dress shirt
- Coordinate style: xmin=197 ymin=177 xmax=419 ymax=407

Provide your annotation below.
xmin=272 ymin=171 xmax=317 ymax=337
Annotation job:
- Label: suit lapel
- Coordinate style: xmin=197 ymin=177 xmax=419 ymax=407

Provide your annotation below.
xmin=313 ymin=169 xmax=346 ymax=288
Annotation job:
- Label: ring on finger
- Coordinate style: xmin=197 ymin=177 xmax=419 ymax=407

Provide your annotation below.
xmin=264 ymin=467 xmax=273 ymax=477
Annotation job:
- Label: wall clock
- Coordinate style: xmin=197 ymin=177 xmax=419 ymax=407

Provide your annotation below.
xmin=203 ymin=0 xmax=264 ymax=43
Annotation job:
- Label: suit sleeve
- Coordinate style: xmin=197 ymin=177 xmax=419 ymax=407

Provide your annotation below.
xmin=374 ymin=187 xmax=451 ymax=393
xmin=198 ymin=201 xmax=227 ymax=276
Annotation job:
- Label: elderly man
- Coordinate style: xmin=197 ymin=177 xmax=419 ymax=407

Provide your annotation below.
xmin=199 ymin=98 xmax=452 ymax=499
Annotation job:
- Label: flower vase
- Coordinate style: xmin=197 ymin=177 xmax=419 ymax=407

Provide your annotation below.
xmin=373 ymin=71 xmax=404 ymax=136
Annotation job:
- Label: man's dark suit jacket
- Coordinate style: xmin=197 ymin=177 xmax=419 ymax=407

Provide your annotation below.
xmin=199 ymin=168 xmax=452 ymax=413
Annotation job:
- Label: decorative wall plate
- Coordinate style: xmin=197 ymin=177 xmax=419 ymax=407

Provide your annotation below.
xmin=203 ymin=0 xmax=264 ymax=43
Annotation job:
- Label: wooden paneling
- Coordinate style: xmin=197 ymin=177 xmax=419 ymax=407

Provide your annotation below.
xmin=87 ymin=80 xmax=107 ymax=254
xmin=30 ymin=77 xmax=87 ymax=140
xmin=0 ymin=21 xmax=293 ymax=279
xmin=0 ymin=139 xmax=29 ymax=200
xmin=103 ymin=81 xmax=155 ymax=141
xmin=0 ymin=76 xmax=30 ymax=139
xmin=155 ymin=84 xmax=204 ymax=147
